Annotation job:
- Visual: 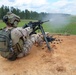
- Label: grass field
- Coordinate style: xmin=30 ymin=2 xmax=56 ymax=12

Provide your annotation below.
xmin=0 ymin=18 xmax=76 ymax=35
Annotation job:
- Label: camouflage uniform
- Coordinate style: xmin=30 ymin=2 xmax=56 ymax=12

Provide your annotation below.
xmin=2 ymin=12 xmax=43 ymax=59
xmin=11 ymin=27 xmax=43 ymax=58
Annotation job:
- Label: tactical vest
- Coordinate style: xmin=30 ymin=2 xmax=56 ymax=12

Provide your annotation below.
xmin=0 ymin=28 xmax=24 ymax=60
xmin=0 ymin=28 xmax=13 ymax=58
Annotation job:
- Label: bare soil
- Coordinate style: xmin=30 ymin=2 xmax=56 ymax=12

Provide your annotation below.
xmin=0 ymin=35 xmax=76 ymax=75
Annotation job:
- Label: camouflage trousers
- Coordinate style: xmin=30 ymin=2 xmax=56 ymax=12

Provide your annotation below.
xmin=17 ymin=33 xmax=43 ymax=58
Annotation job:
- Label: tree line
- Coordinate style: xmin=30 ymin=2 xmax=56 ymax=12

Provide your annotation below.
xmin=0 ymin=5 xmax=48 ymax=20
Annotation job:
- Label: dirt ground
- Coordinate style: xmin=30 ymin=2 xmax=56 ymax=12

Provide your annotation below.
xmin=0 ymin=35 xmax=76 ymax=75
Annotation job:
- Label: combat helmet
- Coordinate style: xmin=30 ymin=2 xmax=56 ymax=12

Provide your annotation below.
xmin=3 ymin=12 xmax=20 ymax=27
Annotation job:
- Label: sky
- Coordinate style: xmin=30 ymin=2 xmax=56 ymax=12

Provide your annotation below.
xmin=0 ymin=0 xmax=76 ymax=15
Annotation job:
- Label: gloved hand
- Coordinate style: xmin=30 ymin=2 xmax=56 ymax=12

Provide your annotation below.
xmin=23 ymin=21 xmax=36 ymax=30
xmin=28 ymin=21 xmax=37 ymax=30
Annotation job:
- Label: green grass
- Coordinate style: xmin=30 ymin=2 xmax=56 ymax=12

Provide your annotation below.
xmin=18 ymin=20 xmax=37 ymax=27
xmin=0 ymin=20 xmax=6 ymax=28
xmin=0 ymin=19 xmax=76 ymax=35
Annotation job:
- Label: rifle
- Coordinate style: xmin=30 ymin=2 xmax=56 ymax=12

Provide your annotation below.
xmin=23 ymin=20 xmax=51 ymax=50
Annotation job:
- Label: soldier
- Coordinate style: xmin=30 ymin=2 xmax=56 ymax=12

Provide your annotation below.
xmin=0 ymin=12 xmax=43 ymax=61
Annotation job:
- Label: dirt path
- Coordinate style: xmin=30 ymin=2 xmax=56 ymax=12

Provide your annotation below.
xmin=0 ymin=35 xmax=76 ymax=75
